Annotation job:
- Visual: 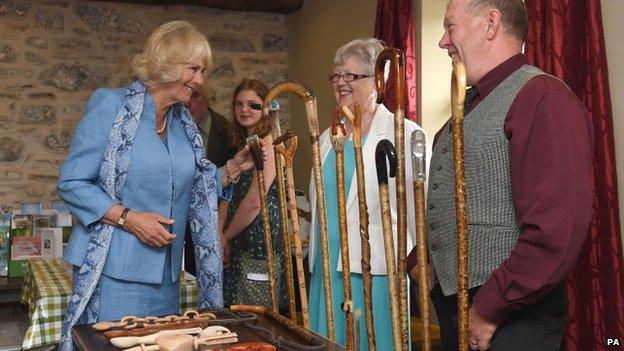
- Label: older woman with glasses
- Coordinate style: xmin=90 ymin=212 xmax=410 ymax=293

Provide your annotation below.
xmin=307 ymin=38 xmax=425 ymax=350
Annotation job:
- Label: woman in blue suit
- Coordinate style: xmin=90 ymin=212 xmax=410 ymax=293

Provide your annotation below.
xmin=57 ymin=21 xmax=261 ymax=350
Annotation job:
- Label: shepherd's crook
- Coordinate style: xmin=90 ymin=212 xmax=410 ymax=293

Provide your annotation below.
xmin=411 ymin=129 xmax=431 ymax=351
xmin=329 ymin=112 xmax=355 ymax=350
xmin=375 ymin=139 xmax=403 ymax=351
xmin=375 ymin=47 xmax=408 ymax=349
xmin=246 ymin=135 xmax=279 ymax=312
xmin=263 ymin=81 xmax=335 ymax=340
xmin=267 ymin=100 xmax=297 ymax=322
xmin=450 ymin=62 xmax=469 ymax=350
xmin=273 ymin=130 xmax=311 ymax=329
xmin=341 ymin=103 xmax=375 ymax=351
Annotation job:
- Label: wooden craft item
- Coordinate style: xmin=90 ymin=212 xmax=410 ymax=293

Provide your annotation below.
xmin=375 ymin=47 xmax=408 ymax=350
xmin=263 ymin=81 xmax=334 ymax=340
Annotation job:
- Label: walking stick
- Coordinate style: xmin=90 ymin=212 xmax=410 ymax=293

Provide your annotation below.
xmin=263 ymin=81 xmax=335 ymax=340
xmin=273 ymin=130 xmax=311 ymax=329
xmin=267 ymin=100 xmax=297 ymax=322
xmin=246 ymin=135 xmax=279 ymax=312
xmin=375 ymin=47 xmax=408 ymax=349
xmin=450 ymin=62 xmax=469 ymax=351
xmin=329 ymin=111 xmax=355 ymax=351
xmin=411 ymin=130 xmax=431 ymax=351
xmin=374 ymin=139 xmax=403 ymax=351
xmin=340 ymin=103 xmax=376 ymax=351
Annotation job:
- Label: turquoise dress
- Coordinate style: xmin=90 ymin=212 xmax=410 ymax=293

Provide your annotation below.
xmin=309 ymin=138 xmax=394 ymax=350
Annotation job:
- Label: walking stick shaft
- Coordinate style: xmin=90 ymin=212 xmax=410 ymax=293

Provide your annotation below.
xmin=330 ymin=117 xmax=355 ymax=350
xmin=412 ymin=129 xmax=431 ymax=351
xmin=341 ymin=104 xmax=375 ymax=350
xmin=247 ymin=136 xmax=279 ymax=312
xmin=375 ymin=47 xmax=408 ymax=349
xmin=375 ymin=140 xmax=403 ymax=351
xmin=269 ymin=107 xmax=297 ymax=322
xmin=274 ymin=132 xmax=311 ymax=329
xmin=264 ymin=81 xmax=335 ymax=340
xmin=450 ymin=62 xmax=469 ymax=350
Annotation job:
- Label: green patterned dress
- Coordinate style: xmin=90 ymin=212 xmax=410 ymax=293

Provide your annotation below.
xmin=222 ymin=170 xmax=287 ymax=308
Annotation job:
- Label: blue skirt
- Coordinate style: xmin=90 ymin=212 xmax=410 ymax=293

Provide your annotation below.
xmin=74 ymin=248 xmax=179 ymax=321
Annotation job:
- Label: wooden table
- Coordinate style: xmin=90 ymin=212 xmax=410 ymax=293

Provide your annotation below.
xmin=72 ymin=309 xmax=344 ymax=351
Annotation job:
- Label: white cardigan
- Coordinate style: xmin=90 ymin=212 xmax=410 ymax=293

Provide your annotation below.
xmin=308 ymin=104 xmax=426 ymax=275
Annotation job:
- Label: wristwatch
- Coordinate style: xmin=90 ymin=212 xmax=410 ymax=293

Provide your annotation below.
xmin=117 ymin=207 xmax=131 ymax=227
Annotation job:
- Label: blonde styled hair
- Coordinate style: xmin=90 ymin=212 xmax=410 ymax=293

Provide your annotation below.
xmin=129 ymin=20 xmax=212 ymax=87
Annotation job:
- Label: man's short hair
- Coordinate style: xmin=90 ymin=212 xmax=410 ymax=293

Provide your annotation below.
xmin=469 ymin=0 xmax=528 ymax=42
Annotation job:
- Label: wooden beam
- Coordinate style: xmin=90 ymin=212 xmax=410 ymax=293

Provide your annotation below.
xmin=93 ymin=0 xmax=303 ymax=14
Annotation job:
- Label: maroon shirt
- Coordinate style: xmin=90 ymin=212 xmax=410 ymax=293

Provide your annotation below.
xmin=407 ymin=54 xmax=594 ymax=324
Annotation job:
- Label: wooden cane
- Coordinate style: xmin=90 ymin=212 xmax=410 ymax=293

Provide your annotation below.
xmin=230 ymin=305 xmax=320 ymax=344
xmin=411 ymin=129 xmax=431 ymax=351
xmin=246 ymin=135 xmax=279 ymax=312
xmin=450 ymin=62 xmax=469 ymax=351
xmin=329 ymin=110 xmax=355 ymax=351
xmin=374 ymin=139 xmax=403 ymax=351
xmin=267 ymin=100 xmax=297 ymax=322
xmin=273 ymin=130 xmax=311 ymax=329
xmin=340 ymin=103 xmax=376 ymax=351
xmin=262 ymin=81 xmax=334 ymax=340
xmin=375 ymin=47 xmax=408 ymax=349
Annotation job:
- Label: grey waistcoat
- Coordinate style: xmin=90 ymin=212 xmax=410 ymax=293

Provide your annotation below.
xmin=427 ymin=64 xmax=545 ymax=296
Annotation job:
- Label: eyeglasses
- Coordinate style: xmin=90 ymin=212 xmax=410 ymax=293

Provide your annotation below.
xmin=234 ymin=101 xmax=262 ymax=111
xmin=328 ymin=72 xmax=372 ymax=82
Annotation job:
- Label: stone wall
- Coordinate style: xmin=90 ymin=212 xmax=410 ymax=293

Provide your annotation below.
xmin=0 ymin=0 xmax=290 ymax=208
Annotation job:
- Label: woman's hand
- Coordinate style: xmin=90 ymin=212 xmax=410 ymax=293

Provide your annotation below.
xmin=123 ymin=211 xmax=176 ymax=247
xmin=231 ymin=141 xmax=268 ymax=173
xmin=220 ymin=234 xmax=231 ymax=268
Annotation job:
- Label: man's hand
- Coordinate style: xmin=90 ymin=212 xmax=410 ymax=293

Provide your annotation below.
xmin=469 ymin=306 xmax=498 ymax=350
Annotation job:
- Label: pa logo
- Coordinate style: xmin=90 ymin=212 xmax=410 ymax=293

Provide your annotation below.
xmin=606 ymin=338 xmax=621 ymax=346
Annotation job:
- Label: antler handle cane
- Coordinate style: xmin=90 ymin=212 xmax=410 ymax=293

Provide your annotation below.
xmin=375 ymin=139 xmax=403 ymax=351
xmin=375 ymin=47 xmax=408 ymax=350
xmin=329 ymin=112 xmax=355 ymax=351
xmin=274 ymin=130 xmax=311 ymax=329
xmin=263 ymin=81 xmax=335 ymax=340
xmin=451 ymin=62 xmax=469 ymax=351
xmin=246 ymin=135 xmax=279 ymax=312
xmin=267 ymin=101 xmax=297 ymax=322
xmin=341 ymin=103 xmax=375 ymax=351
xmin=411 ymin=130 xmax=431 ymax=351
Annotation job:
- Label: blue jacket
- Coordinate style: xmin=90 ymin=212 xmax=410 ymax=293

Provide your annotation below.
xmin=59 ymin=87 xmax=227 ymax=284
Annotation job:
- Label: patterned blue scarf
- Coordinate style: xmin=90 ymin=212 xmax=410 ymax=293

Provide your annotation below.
xmin=59 ymin=80 xmax=223 ymax=350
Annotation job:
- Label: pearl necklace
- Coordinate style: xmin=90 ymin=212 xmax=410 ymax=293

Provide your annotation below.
xmin=157 ymin=116 xmax=167 ymax=134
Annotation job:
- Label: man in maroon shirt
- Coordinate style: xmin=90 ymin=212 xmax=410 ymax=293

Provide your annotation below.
xmin=407 ymin=1 xmax=594 ymax=350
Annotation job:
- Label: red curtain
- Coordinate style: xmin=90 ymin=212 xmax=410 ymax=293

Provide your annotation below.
xmin=525 ymin=1 xmax=624 ymax=350
xmin=374 ymin=0 xmax=419 ymax=123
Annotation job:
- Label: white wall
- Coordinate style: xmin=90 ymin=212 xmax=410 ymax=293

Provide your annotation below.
xmin=602 ymin=1 xmax=624 ymax=250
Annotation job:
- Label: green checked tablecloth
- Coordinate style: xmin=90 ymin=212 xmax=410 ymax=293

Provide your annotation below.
xmin=19 ymin=258 xmax=199 ymax=349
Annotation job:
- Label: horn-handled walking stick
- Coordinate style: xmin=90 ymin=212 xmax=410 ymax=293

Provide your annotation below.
xmin=375 ymin=139 xmax=403 ymax=351
xmin=341 ymin=103 xmax=376 ymax=351
xmin=375 ymin=47 xmax=408 ymax=349
xmin=273 ymin=130 xmax=311 ymax=329
xmin=411 ymin=130 xmax=431 ymax=351
xmin=246 ymin=135 xmax=279 ymax=312
xmin=263 ymin=81 xmax=334 ymax=340
xmin=267 ymin=100 xmax=297 ymax=322
xmin=329 ymin=111 xmax=355 ymax=351
xmin=450 ymin=62 xmax=469 ymax=350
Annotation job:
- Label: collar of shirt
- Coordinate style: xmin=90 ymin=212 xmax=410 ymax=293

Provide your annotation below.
xmin=474 ymin=53 xmax=528 ymax=104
